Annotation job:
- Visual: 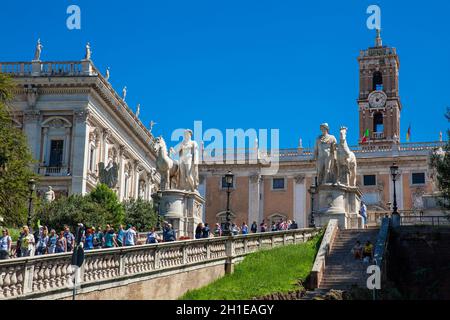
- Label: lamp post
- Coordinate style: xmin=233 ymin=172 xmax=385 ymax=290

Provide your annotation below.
xmin=27 ymin=179 xmax=36 ymax=228
xmin=308 ymin=177 xmax=318 ymax=228
xmin=390 ymin=163 xmax=400 ymax=227
xmin=223 ymin=171 xmax=234 ymax=236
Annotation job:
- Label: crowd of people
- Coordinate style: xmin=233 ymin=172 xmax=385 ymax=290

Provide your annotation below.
xmin=0 ymin=222 xmax=178 ymax=260
xmin=195 ymin=219 xmax=299 ymax=238
xmin=0 ymin=218 xmax=301 ymax=260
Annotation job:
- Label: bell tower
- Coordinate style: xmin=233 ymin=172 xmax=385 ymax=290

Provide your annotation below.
xmin=358 ymin=29 xmax=401 ymax=146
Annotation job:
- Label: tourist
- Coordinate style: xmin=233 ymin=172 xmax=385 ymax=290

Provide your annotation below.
xmin=0 ymin=229 xmax=12 ymax=260
xmin=271 ymin=222 xmax=277 ymax=232
xmin=124 ymin=224 xmax=137 ymax=246
xmin=360 ymin=201 xmax=368 ymax=229
xmin=93 ymin=227 xmax=104 ymax=249
xmin=250 ymin=221 xmax=257 ymax=233
xmin=195 ymin=223 xmax=204 ymax=239
xmin=47 ymin=229 xmax=57 ymax=254
xmin=104 ymin=225 xmax=118 ymax=248
xmin=63 ymin=226 xmax=75 ymax=252
xmin=116 ymin=224 xmax=125 ymax=247
xmin=163 ymin=224 xmax=176 ymax=242
xmin=36 ymin=227 xmax=49 ymax=255
xmin=84 ymin=228 xmax=94 ymax=250
xmin=363 ymin=240 xmax=374 ymax=263
xmin=55 ymin=231 xmax=67 ymax=253
xmin=260 ymin=220 xmax=267 ymax=233
xmin=213 ymin=223 xmax=222 ymax=237
xmin=21 ymin=226 xmax=35 ymax=257
xmin=231 ymin=223 xmax=240 ymax=236
xmin=146 ymin=227 xmax=160 ymax=244
xmin=241 ymin=222 xmax=249 ymax=235
xmin=289 ymin=220 xmax=298 ymax=230
xmin=351 ymin=240 xmax=363 ymax=260
xmin=15 ymin=231 xmax=24 ymax=258
xmin=202 ymin=223 xmax=210 ymax=238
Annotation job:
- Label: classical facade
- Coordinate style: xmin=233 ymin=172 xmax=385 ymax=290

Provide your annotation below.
xmin=1 ymin=56 xmax=160 ymax=200
xmin=198 ymin=32 xmax=444 ymax=228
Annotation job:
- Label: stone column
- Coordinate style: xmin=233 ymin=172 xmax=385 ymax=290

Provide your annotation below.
xmin=248 ymin=174 xmax=261 ymax=225
xmin=23 ymin=110 xmax=41 ymax=165
xmin=71 ymin=110 xmax=90 ymax=194
xmin=293 ymin=175 xmax=307 ymax=228
xmin=198 ymin=175 xmax=206 ymax=221
xmin=118 ymin=146 xmax=126 ymax=201
xmin=134 ymin=161 xmax=140 ymax=200
xmin=102 ymin=129 xmax=111 ymax=164
xmin=41 ymin=127 xmax=49 ymax=164
xmin=63 ymin=127 xmax=71 ymax=168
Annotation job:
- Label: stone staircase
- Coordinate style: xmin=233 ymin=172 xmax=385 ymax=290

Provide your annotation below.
xmin=318 ymin=228 xmax=379 ymax=290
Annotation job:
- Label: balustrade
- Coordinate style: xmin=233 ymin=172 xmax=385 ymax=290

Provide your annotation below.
xmin=0 ymin=228 xmax=319 ymax=300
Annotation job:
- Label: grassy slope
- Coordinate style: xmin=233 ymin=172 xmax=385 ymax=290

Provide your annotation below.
xmin=180 ymin=232 xmax=323 ymax=300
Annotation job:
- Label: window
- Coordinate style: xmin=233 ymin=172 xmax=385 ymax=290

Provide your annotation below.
xmin=373 ymin=112 xmax=384 ymax=133
xmin=89 ymin=147 xmax=95 ymax=172
xmin=272 ymin=178 xmax=285 ymax=190
xmin=373 ymin=71 xmax=383 ymax=91
xmin=412 ymin=172 xmax=425 ymax=185
xmin=49 ymin=140 xmax=64 ymax=167
xmin=363 ymin=175 xmax=377 ymax=186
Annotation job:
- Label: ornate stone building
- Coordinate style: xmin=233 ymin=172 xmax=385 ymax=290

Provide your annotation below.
xmin=1 ymin=57 xmax=160 ymax=200
xmin=198 ymin=32 xmax=443 ymax=228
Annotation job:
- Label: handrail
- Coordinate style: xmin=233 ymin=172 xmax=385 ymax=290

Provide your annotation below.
xmin=0 ymin=227 xmax=319 ymax=300
xmin=399 ymin=215 xmax=450 ymax=227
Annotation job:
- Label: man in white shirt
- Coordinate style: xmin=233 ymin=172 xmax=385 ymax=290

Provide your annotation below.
xmin=124 ymin=225 xmax=137 ymax=246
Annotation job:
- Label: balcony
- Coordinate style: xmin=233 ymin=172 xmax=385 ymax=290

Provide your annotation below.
xmin=38 ymin=166 xmax=71 ymax=177
xmin=372 ymin=132 xmax=385 ymax=139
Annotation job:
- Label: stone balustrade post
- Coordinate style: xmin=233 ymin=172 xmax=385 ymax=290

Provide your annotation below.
xmin=22 ymin=262 xmax=34 ymax=295
xmin=243 ymin=238 xmax=248 ymax=254
xmin=206 ymin=241 xmax=211 ymax=259
xmin=119 ymin=253 xmax=126 ymax=276
xmin=31 ymin=61 xmax=41 ymax=76
xmin=271 ymin=235 xmax=275 ymax=248
xmin=154 ymin=247 xmax=160 ymax=270
xmin=224 ymin=236 xmax=235 ymax=274
xmin=182 ymin=244 xmax=187 ymax=265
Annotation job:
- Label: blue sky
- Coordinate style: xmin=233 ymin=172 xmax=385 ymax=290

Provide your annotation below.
xmin=1 ymin=0 xmax=449 ymax=148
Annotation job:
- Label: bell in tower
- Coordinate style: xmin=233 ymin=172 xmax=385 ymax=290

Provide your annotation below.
xmin=357 ymin=29 xmax=402 ymax=147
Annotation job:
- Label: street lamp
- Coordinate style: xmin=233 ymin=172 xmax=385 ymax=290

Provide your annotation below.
xmin=223 ymin=171 xmax=234 ymax=236
xmin=27 ymin=178 xmax=36 ymax=228
xmin=308 ymin=177 xmax=318 ymax=228
xmin=390 ymin=163 xmax=400 ymax=226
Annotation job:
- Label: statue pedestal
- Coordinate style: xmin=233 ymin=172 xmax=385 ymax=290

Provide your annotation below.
xmin=160 ymin=190 xmax=205 ymax=239
xmin=314 ymin=184 xmax=362 ymax=229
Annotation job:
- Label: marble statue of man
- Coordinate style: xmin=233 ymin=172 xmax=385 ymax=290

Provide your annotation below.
xmin=105 ymin=67 xmax=110 ymax=81
xmin=85 ymin=42 xmax=92 ymax=60
xmin=314 ymin=123 xmax=337 ymax=185
xmin=122 ymin=86 xmax=127 ymax=101
xmin=44 ymin=186 xmax=55 ymax=203
xmin=34 ymin=39 xmax=43 ymax=61
xmin=136 ymin=104 xmax=140 ymax=118
xmin=178 ymin=129 xmax=199 ymax=192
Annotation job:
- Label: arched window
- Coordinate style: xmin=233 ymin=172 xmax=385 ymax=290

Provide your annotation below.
xmin=268 ymin=213 xmax=288 ymax=226
xmin=373 ymin=112 xmax=384 ymax=133
xmin=372 ymin=71 xmax=383 ymax=91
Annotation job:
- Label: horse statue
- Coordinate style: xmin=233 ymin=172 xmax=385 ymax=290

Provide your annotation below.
xmin=336 ymin=127 xmax=357 ymax=187
xmin=155 ymin=136 xmax=179 ymax=190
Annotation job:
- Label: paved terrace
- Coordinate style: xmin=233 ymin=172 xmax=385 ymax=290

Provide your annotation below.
xmin=0 ymin=228 xmax=319 ymax=300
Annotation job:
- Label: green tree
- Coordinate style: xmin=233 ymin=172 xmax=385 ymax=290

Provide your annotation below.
xmin=123 ymin=198 xmax=158 ymax=232
xmin=0 ymin=73 xmax=35 ymax=226
xmin=89 ymin=184 xmax=125 ymax=227
xmin=431 ymin=108 xmax=450 ymax=210
xmin=37 ymin=194 xmax=106 ymax=231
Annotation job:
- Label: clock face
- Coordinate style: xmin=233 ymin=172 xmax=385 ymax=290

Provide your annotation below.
xmin=368 ymin=91 xmax=387 ymax=108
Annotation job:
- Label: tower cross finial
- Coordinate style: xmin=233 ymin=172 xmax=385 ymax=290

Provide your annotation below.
xmin=375 ymin=28 xmax=382 ymax=47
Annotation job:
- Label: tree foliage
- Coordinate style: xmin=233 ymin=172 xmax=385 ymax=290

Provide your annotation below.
xmin=37 ymin=184 xmax=125 ymax=231
xmin=0 ymin=73 xmax=35 ymax=226
xmin=88 ymin=183 xmax=125 ymax=227
xmin=123 ymin=198 xmax=158 ymax=232
xmin=430 ymin=109 xmax=450 ymax=210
